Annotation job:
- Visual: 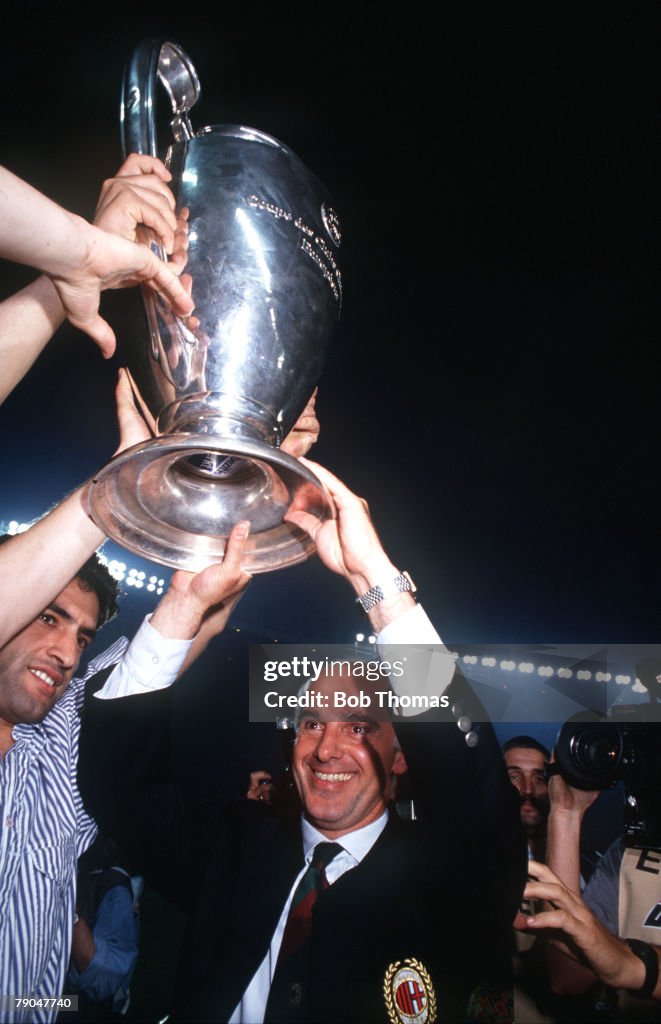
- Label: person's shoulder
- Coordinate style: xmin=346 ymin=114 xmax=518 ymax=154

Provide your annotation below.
xmin=585 ymin=835 xmax=627 ymax=897
xmin=600 ymin=835 xmax=627 ymax=870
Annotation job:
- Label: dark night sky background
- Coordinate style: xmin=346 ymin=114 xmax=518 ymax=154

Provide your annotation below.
xmin=0 ymin=3 xmax=659 ymax=774
xmin=0 ymin=7 xmax=658 ymax=1001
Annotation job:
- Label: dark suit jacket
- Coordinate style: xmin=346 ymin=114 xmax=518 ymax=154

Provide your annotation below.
xmin=79 ymin=669 xmax=525 ymax=1023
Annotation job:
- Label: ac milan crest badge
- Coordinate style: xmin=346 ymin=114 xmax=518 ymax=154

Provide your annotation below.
xmin=384 ymin=958 xmax=437 ymax=1024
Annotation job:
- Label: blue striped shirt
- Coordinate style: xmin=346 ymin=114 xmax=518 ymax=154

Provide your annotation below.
xmin=0 ymin=636 xmax=128 ymax=1024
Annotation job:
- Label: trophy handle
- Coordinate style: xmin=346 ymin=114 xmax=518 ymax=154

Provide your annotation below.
xmin=121 ymin=39 xmax=201 ymax=157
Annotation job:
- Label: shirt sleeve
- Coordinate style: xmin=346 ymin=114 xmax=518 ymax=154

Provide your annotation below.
xmin=70 ymin=636 xmax=130 ymax=711
xmin=583 ymin=837 xmax=625 ymax=935
xmin=69 ymin=886 xmax=138 ymax=1002
xmin=94 ymin=616 xmax=194 ymax=700
xmin=376 ymin=603 xmax=457 ymax=715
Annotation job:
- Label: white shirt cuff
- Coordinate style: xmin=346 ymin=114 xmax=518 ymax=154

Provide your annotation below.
xmin=376 ymin=603 xmax=442 ymax=645
xmin=377 ymin=603 xmax=457 ymax=716
xmin=95 ymin=615 xmax=194 ymax=699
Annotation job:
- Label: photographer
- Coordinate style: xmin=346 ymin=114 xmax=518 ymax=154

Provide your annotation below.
xmin=520 ymin=659 xmax=661 ymax=1019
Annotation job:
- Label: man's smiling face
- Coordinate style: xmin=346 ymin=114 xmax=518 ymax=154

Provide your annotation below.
xmin=0 ymin=579 xmax=98 ymax=748
xmin=292 ymin=672 xmax=407 ymax=839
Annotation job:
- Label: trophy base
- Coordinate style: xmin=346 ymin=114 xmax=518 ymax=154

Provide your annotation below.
xmin=87 ymin=434 xmax=334 ymax=573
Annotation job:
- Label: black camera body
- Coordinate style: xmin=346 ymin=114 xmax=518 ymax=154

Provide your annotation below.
xmin=552 ymin=707 xmax=661 ymax=849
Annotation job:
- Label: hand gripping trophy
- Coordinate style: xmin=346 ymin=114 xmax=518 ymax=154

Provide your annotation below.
xmin=88 ymin=40 xmax=342 ymax=572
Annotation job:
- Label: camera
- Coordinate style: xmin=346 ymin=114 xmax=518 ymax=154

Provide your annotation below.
xmin=552 ymin=709 xmax=661 ymax=849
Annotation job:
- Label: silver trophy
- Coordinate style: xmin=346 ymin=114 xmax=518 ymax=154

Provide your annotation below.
xmin=88 ymin=40 xmax=341 ymax=572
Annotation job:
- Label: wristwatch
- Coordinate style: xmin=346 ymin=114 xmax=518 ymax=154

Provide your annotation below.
xmin=356 ymin=571 xmax=417 ymax=613
xmin=625 ymin=938 xmax=659 ymax=998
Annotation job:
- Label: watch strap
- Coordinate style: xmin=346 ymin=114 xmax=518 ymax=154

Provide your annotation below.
xmin=356 ymin=571 xmax=417 ymax=613
xmin=625 ymin=938 xmax=659 ymax=998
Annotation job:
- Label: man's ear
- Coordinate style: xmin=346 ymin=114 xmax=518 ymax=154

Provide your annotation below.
xmin=392 ymin=749 xmax=408 ymax=776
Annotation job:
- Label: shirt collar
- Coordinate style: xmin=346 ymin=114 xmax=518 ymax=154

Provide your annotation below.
xmin=301 ymin=809 xmax=389 ymax=866
xmin=7 ymin=721 xmax=48 ymax=762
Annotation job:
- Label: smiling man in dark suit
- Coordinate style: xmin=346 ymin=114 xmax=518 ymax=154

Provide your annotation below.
xmin=79 ymin=460 xmax=525 ymax=1024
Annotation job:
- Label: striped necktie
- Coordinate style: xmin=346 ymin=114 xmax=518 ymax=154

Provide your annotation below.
xmin=265 ymin=841 xmax=342 ymax=1021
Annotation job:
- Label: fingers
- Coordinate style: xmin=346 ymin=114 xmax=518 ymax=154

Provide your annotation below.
xmin=94 ymin=157 xmax=179 ymax=261
xmin=527 ymin=860 xmax=558 ymax=882
xmin=280 ymin=424 xmax=320 ymax=458
xmin=296 ymin=389 xmax=318 ymax=421
xmin=522 ymin=907 xmax=577 ymax=933
xmin=139 ymin=251 xmax=195 ymax=316
xmin=524 ymin=879 xmax=568 ymax=906
xmin=284 ymin=477 xmax=335 ymax=521
xmin=113 ymin=153 xmax=172 ymax=182
xmin=179 ymin=271 xmax=194 ymax=300
xmin=188 ymin=521 xmax=253 ymax=605
xmin=65 ymin=310 xmax=116 ymax=359
xmin=114 ymin=368 xmax=152 ymax=454
xmin=123 ymin=368 xmax=158 ymax=435
xmin=523 ymin=865 xmax=591 ymax=936
xmin=170 ymin=208 xmax=190 ymax=272
xmin=246 ymin=771 xmax=274 ymax=803
xmin=98 ymin=172 xmax=176 ymax=213
xmin=95 ymin=178 xmax=178 ymax=253
xmin=298 ymin=458 xmax=366 ymax=512
xmin=221 ymin=521 xmax=253 ymax=591
xmin=280 ymin=390 xmax=321 ymax=458
xmin=224 ymin=519 xmax=251 ymax=562
xmin=283 ymin=508 xmax=322 ymax=539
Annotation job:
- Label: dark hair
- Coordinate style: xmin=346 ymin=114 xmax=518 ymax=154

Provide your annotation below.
xmin=502 ymin=734 xmax=550 ymax=760
xmin=0 ymin=534 xmax=119 ymax=628
xmin=74 ymin=553 xmax=120 ymax=627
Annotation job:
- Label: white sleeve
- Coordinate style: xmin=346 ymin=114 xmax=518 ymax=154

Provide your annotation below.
xmin=94 ymin=615 xmax=194 ymax=699
xmin=376 ymin=603 xmax=442 ymax=645
xmin=377 ymin=603 xmax=457 ymax=715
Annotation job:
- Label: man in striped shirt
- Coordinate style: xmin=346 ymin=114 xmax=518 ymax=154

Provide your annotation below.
xmin=0 ymin=523 xmax=252 ymax=1023
xmin=0 ymin=545 xmax=124 ymax=1022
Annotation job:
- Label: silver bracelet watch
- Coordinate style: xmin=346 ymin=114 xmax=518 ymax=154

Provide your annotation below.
xmin=356 ymin=571 xmax=417 ymax=613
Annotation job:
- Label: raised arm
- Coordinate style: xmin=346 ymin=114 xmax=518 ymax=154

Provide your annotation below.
xmin=535 ymin=767 xmax=606 ymax=993
xmin=77 ymin=523 xmax=252 ymax=906
xmin=546 ymin=770 xmax=601 ymax=894
xmin=0 ymin=155 xmax=191 ymax=401
xmin=287 ymin=458 xmax=526 ymax=933
xmin=285 ymin=457 xmax=416 ymax=633
xmin=0 ymin=369 xmax=148 ymax=646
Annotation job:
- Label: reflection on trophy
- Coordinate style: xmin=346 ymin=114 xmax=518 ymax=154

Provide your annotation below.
xmin=87 ymin=40 xmax=342 ymax=572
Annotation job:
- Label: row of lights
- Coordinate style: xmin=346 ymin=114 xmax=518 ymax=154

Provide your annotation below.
xmin=458 ymin=654 xmax=633 ymax=684
xmin=4 ymin=521 xmax=166 ymax=596
xmin=6 ymin=520 xmax=30 ymax=535
xmin=353 ymin=633 xmax=637 ymax=687
xmin=97 ymin=557 xmax=166 ymax=595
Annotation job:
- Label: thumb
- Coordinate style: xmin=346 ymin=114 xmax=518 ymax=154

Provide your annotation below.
xmin=114 ymin=368 xmax=151 ymax=453
xmin=68 ymin=312 xmax=117 ymax=359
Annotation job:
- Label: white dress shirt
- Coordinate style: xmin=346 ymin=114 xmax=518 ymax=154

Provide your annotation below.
xmin=228 ymin=811 xmax=389 ymax=1024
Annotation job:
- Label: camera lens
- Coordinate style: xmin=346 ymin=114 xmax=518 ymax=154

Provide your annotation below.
xmin=554 ymin=715 xmax=624 ymax=790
